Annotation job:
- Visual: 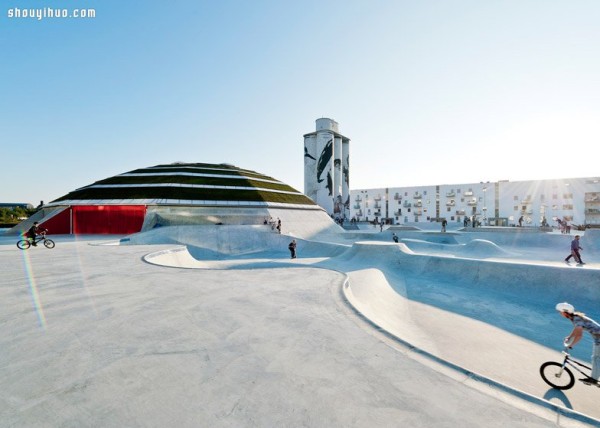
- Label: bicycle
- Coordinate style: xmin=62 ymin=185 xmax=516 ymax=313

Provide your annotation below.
xmin=539 ymin=344 xmax=599 ymax=390
xmin=16 ymin=230 xmax=55 ymax=250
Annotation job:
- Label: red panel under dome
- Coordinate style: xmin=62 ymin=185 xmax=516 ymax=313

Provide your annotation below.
xmin=72 ymin=205 xmax=146 ymax=234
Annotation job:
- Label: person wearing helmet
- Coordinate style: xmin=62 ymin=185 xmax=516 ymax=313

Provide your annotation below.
xmin=556 ymin=302 xmax=600 ymax=384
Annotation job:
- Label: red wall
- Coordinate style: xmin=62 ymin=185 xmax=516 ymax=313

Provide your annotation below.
xmin=39 ymin=205 xmax=146 ymax=235
xmin=72 ymin=205 xmax=146 ymax=234
xmin=39 ymin=208 xmax=71 ymax=235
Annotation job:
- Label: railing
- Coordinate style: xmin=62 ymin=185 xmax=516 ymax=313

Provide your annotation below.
xmin=464 ymin=191 xmax=473 ymax=196
xmin=446 ymin=192 xmax=456 ymax=197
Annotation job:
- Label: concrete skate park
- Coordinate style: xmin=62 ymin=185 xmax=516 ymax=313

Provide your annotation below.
xmin=2 ymin=221 xmax=600 ymax=427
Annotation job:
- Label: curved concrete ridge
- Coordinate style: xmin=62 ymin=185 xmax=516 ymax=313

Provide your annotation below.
xmin=341 ymin=264 xmax=600 ymax=426
xmin=142 ymin=239 xmax=600 ymax=424
xmin=400 ymin=238 xmax=517 ymax=258
xmin=143 ymin=246 xmax=209 ymax=269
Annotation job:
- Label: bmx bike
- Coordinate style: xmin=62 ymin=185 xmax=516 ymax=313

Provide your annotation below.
xmin=539 ymin=345 xmax=599 ymax=390
xmin=16 ymin=231 xmax=55 ymax=250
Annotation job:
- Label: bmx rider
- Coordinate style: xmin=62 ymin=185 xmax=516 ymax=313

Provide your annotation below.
xmin=556 ymin=302 xmax=600 ymax=385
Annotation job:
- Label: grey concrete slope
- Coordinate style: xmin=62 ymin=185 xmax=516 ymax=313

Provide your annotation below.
xmin=0 ymin=237 xmax=558 ymax=427
xmin=143 ymin=237 xmax=600 ymax=425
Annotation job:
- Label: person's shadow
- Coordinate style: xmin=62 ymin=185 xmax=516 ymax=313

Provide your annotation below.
xmin=542 ymin=388 xmax=573 ymax=409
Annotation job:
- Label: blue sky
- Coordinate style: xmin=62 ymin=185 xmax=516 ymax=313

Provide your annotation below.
xmin=1 ymin=0 xmax=599 ymax=205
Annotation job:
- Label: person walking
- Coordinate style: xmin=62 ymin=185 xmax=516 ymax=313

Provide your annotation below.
xmin=565 ymin=235 xmax=584 ymax=265
xmin=392 ymin=233 xmax=398 ymax=243
xmin=441 ymin=219 xmax=447 ymax=233
xmin=556 ymin=302 xmax=600 ymax=385
xmin=288 ymin=239 xmax=297 ymax=259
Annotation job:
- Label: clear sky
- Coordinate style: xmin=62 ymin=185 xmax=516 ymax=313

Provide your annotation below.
xmin=1 ymin=0 xmax=599 ymax=206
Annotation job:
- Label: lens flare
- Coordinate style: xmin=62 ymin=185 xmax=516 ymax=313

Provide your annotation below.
xmin=20 ymin=250 xmax=47 ymax=330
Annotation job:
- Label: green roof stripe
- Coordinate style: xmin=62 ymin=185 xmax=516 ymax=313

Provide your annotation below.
xmin=95 ymin=175 xmax=294 ymax=192
xmin=54 ymin=186 xmax=315 ymax=205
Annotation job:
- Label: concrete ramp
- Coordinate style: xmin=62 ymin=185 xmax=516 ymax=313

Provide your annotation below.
xmin=5 ymin=206 xmax=68 ymax=235
xmin=135 ymin=225 xmax=350 ymax=262
xmin=400 ymin=238 xmax=516 ymax=258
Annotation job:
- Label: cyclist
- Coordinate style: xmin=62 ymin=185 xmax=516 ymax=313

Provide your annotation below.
xmin=26 ymin=222 xmax=45 ymax=246
xmin=556 ymin=302 xmax=600 ymax=385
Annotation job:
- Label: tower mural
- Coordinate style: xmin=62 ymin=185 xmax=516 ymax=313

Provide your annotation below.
xmin=303 ymin=118 xmax=350 ymax=219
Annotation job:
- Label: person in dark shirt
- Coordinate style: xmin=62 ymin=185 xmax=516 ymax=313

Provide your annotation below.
xmin=565 ymin=235 xmax=584 ymax=264
xmin=26 ymin=222 xmax=44 ymax=246
xmin=288 ymin=240 xmax=297 ymax=259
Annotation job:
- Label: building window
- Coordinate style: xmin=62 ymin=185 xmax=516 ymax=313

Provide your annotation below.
xmin=514 ymin=196 xmax=519 ymax=201
xmin=563 ymin=204 xmax=573 ymax=210
xmin=514 ymin=206 xmax=518 ymax=211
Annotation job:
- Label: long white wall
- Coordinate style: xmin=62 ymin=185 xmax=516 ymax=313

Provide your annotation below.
xmin=351 ymin=177 xmax=600 ymax=226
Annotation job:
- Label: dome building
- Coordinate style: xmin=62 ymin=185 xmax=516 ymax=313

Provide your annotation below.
xmin=15 ymin=163 xmax=338 ymax=237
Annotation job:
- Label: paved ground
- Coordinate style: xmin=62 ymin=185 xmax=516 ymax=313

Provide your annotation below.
xmin=0 ymin=233 xmax=598 ymax=427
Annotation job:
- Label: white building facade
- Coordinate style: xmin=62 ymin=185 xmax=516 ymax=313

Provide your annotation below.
xmin=303 ymin=118 xmax=350 ymax=219
xmin=350 ymin=177 xmax=600 ymax=227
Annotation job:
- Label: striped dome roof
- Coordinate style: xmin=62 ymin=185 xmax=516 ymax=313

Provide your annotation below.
xmin=48 ymin=163 xmax=317 ymax=208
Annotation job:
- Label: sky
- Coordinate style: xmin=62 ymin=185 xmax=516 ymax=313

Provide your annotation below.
xmin=1 ymin=0 xmax=599 ymax=206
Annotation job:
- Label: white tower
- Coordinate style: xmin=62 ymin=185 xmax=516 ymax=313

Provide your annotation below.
xmin=303 ymin=118 xmax=350 ymax=218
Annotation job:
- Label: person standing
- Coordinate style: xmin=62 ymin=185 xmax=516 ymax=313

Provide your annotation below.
xmin=441 ymin=219 xmax=447 ymax=233
xmin=565 ymin=235 xmax=584 ymax=264
xmin=518 ymin=216 xmax=524 ymax=227
xmin=556 ymin=302 xmax=600 ymax=384
xmin=288 ymin=239 xmax=297 ymax=259
xmin=392 ymin=233 xmax=398 ymax=243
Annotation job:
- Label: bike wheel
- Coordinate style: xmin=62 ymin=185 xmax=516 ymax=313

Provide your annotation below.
xmin=43 ymin=239 xmax=55 ymax=249
xmin=16 ymin=240 xmax=31 ymax=250
xmin=540 ymin=362 xmax=575 ymax=390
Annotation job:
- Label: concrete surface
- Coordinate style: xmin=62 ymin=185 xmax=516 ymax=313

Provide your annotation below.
xmin=1 ymin=226 xmax=600 ymax=427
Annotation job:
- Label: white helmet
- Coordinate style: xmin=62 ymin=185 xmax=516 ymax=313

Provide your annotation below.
xmin=556 ymin=302 xmax=574 ymax=313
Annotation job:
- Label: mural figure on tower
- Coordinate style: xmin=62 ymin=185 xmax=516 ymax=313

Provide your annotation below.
xmin=316 ymin=139 xmax=333 ymax=185
xmin=303 ymin=119 xmax=350 ymax=217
